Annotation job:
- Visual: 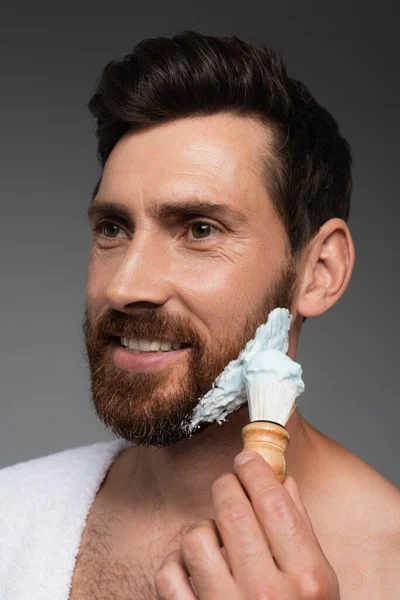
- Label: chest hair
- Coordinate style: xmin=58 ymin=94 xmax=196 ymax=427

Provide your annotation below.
xmin=69 ymin=504 xmax=189 ymax=600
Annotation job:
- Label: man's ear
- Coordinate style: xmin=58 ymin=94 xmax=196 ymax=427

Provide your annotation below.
xmin=296 ymin=218 xmax=355 ymax=318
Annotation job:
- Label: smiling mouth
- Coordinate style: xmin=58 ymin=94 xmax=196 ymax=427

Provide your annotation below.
xmin=108 ymin=335 xmax=191 ymax=354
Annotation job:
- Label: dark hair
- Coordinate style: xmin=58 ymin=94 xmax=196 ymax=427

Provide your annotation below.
xmin=88 ymin=30 xmax=352 ymax=257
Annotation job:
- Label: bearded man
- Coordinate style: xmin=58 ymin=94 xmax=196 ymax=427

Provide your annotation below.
xmin=1 ymin=31 xmax=399 ymax=600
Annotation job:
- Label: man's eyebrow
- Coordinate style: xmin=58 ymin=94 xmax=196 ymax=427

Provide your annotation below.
xmin=87 ymin=201 xmax=133 ymax=224
xmin=87 ymin=198 xmax=249 ymax=225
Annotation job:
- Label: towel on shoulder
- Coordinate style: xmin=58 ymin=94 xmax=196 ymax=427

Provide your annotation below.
xmin=0 ymin=438 xmax=129 ymax=600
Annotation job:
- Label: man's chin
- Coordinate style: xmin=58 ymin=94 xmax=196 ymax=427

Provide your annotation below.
xmin=90 ymin=390 xmax=205 ymax=446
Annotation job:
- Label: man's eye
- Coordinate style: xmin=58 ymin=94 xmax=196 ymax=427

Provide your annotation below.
xmin=92 ymin=220 xmax=220 ymax=242
xmin=94 ymin=221 xmax=124 ymax=238
xmin=187 ymin=221 xmax=219 ymax=240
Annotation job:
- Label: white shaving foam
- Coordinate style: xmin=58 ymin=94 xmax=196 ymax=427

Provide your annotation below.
xmin=184 ymin=307 xmax=300 ymax=433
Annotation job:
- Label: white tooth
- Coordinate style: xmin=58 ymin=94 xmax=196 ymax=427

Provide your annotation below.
xmin=128 ymin=338 xmax=140 ymax=350
xmin=122 ymin=337 xmax=127 ymax=346
xmin=172 ymin=343 xmax=182 ymax=350
xmin=149 ymin=340 xmax=161 ymax=351
xmin=139 ymin=339 xmax=151 ymax=351
xmin=133 ymin=349 xmax=140 ymax=354
xmin=160 ymin=340 xmax=173 ymax=351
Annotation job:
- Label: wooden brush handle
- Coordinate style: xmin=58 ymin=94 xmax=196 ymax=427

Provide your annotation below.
xmin=241 ymin=421 xmax=290 ymax=482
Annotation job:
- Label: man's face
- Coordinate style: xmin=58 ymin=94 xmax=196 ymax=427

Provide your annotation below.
xmin=84 ymin=114 xmax=297 ymax=446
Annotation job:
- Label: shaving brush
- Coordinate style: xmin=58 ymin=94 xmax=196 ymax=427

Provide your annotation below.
xmin=241 ymin=349 xmax=305 ymax=482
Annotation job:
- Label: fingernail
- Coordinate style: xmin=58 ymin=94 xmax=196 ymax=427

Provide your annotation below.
xmin=235 ymin=450 xmax=256 ymax=466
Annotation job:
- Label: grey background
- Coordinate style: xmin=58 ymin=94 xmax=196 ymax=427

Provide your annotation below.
xmin=1 ymin=2 xmax=399 ymax=486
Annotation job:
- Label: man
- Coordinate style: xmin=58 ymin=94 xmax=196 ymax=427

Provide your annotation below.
xmin=1 ymin=31 xmax=399 ymax=599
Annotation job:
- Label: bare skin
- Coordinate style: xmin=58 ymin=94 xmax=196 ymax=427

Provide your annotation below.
xmin=69 ymin=407 xmax=400 ymax=599
xmin=72 ymin=114 xmax=400 ymax=599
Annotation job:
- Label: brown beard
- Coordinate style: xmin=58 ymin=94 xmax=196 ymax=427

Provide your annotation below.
xmin=82 ymin=258 xmax=298 ymax=446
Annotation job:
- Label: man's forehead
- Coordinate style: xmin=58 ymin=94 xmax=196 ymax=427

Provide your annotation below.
xmin=96 ymin=119 xmax=271 ymax=217
xmin=102 ymin=115 xmax=268 ymax=192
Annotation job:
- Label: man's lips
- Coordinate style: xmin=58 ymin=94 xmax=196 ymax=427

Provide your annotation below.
xmin=110 ymin=341 xmax=191 ymax=373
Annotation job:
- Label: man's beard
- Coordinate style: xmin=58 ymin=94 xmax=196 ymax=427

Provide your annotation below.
xmin=82 ymin=259 xmax=298 ymax=447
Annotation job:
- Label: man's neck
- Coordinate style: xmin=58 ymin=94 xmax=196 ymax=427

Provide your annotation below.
xmin=103 ymin=406 xmax=318 ymax=522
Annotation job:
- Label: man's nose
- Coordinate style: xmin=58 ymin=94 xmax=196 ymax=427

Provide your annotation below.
xmin=105 ymin=232 xmax=172 ymax=310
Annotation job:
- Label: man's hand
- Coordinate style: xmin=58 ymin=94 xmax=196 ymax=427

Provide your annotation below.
xmin=155 ymin=450 xmax=340 ymax=599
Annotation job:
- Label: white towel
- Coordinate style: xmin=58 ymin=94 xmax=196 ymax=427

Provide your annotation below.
xmin=0 ymin=438 xmax=131 ymax=600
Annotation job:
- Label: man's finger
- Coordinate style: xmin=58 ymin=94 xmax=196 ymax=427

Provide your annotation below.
xmin=180 ymin=518 xmax=235 ymax=599
xmin=211 ymin=472 xmax=279 ymax=590
xmin=155 ymin=549 xmax=196 ymax=599
xmin=283 ymin=476 xmax=319 ymax=542
xmin=234 ymin=451 xmax=325 ymax=575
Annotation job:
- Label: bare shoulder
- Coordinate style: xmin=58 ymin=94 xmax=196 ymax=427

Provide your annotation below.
xmin=310 ymin=434 xmax=400 ymax=599
xmin=357 ymin=473 xmax=400 ymax=600
xmin=308 ymin=428 xmax=400 ymax=531
xmin=332 ymin=530 xmax=400 ymax=600
xmin=373 ymin=528 xmax=400 ymax=599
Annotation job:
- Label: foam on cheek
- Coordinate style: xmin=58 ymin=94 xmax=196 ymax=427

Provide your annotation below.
xmin=183 ymin=307 xmax=293 ymax=433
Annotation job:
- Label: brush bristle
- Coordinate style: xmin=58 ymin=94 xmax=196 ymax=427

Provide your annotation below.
xmin=244 ymin=376 xmax=298 ymax=425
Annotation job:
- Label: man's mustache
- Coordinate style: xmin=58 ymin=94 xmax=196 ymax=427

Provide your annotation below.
xmin=88 ymin=309 xmax=198 ymax=346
